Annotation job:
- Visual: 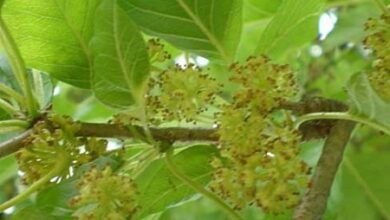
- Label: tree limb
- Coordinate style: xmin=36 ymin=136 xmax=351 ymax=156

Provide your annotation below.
xmin=0 ymin=97 xmax=348 ymax=159
xmin=293 ymin=120 xmax=355 ymax=220
xmin=0 ymin=130 xmax=31 ymax=158
xmin=77 ymin=123 xmax=219 ymax=142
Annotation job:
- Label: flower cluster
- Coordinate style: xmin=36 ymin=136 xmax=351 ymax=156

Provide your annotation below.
xmin=147 ymin=38 xmax=171 ymax=63
xmin=70 ymin=167 xmax=139 ymax=220
xmin=16 ymin=115 xmax=107 ymax=185
xmin=364 ymin=13 xmax=390 ymax=101
xmin=210 ymin=56 xmax=310 ymax=214
xmin=229 ymin=56 xmax=298 ymax=114
xmin=148 ymin=64 xmax=220 ymax=123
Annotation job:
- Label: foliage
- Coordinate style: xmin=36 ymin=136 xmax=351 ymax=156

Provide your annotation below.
xmin=0 ymin=0 xmax=389 ymax=220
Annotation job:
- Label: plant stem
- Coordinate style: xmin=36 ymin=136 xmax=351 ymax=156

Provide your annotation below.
xmin=0 ymin=18 xmax=38 ymax=117
xmin=0 ymin=129 xmax=31 ymax=158
xmin=0 ymin=149 xmax=70 ymax=212
xmin=0 ymin=98 xmax=18 ymax=116
xmin=164 ymin=149 xmax=243 ymax=220
xmin=295 ymin=112 xmax=390 ymax=136
xmin=0 ymin=83 xmax=26 ymax=107
xmin=293 ymin=120 xmax=355 ymax=220
xmin=372 ymin=0 xmax=388 ymax=14
xmin=0 ymin=119 xmax=29 ymax=129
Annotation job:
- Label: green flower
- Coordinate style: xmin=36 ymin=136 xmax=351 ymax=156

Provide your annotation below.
xmin=70 ymin=167 xmax=139 ymax=220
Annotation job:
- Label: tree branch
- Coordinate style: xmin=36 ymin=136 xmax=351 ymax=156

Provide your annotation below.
xmin=0 ymin=130 xmax=31 ymax=158
xmin=0 ymin=97 xmax=347 ymax=159
xmin=77 ymin=123 xmax=219 ymax=142
xmin=293 ymin=120 xmax=355 ymax=220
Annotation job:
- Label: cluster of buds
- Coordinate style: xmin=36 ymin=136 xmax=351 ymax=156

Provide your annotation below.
xmin=229 ymin=56 xmax=298 ymax=115
xmin=147 ymin=38 xmax=171 ymax=63
xmin=145 ymin=64 xmax=221 ymax=124
xmin=70 ymin=167 xmax=139 ymax=220
xmin=364 ymin=12 xmax=390 ymax=101
xmin=210 ymin=56 xmax=310 ymax=214
xmin=16 ymin=115 xmax=107 ymax=185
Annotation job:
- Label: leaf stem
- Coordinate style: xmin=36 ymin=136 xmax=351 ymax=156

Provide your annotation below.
xmin=0 ymin=17 xmax=38 ymax=117
xmin=0 ymin=83 xmax=26 ymax=106
xmin=0 ymin=119 xmax=29 ymax=129
xmin=0 ymin=98 xmax=18 ymax=116
xmin=0 ymin=149 xmax=70 ymax=212
xmin=164 ymin=149 xmax=243 ymax=220
xmin=295 ymin=112 xmax=390 ymax=136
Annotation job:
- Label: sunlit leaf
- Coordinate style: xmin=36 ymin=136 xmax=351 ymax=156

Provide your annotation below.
xmin=255 ymin=0 xmax=324 ymax=59
xmin=134 ymin=145 xmax=218 ymax=219
xmin=347 ymin=73 xmax=390 ymax=129
xmin=0 ymin=155 xmax=17 ymax=185
xmin=119 ymin=0 xmax=242 ymax=63
xmin=2 ymin=0 xmax=100 ymax=88
xmin=91 ymin=0 xmax=150 ymax=108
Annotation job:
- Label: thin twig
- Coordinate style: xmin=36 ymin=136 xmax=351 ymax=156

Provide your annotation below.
xmin=293 ymin=120 xmax=355 ymax=220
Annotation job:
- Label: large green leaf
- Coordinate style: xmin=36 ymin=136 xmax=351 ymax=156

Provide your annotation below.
xmin=336 ymin=148 xmax=390 ymax=219
xmin=347 ymin=73 xmax=390 ymax=129
xmin=333 ymin=161 xmax=382 ymax=220
xmin=134 ymin=145 xmax=219 ymax=219
xmin=244 ymin=0 xmax=282 ymax=21
xmin=2 ymin=0 xmax=100 ymax=88
xmin=91 ymin=0 xmax=150 ymax=108
xmin=236 ymin=0 xmax=283 ymax=60
xmin=255 ymin=0 xmax=324 ymax=59
xmin=119 ymin=0 xmax=242 ymax=62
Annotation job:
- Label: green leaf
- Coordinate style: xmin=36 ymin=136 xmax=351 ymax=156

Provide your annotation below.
xmin=338 ymin=149 xmax=390 ymax=219
xmin=322 ymin=3 xmax=379 ymax=52
xmin=91 ymin=0 xmax=150 ymax=108
xmin=346 ymin=73 xmax=390 ymax=129
xmin=11 ymin=205 xmax=67 ymax=220
xmin=334 ymin=161 xmax=381 ymax=220
xmin=255 ymin=0 xmax=324 ymax=59
xmin=134 ymin=145 xmax=218 ymax=219
xmin=30 ymin=70 xmax=54 ymax=109
xmin=244 ymin=0 xmax=282 ymax=21
xmin=2 ymin=0 xmax=100 ymax=88
xmin=31 ymin=156 xmax=122 ymax=218
xmin=35 ymin=179 xmax=76 ymax=219
xmin=52 ymin=83 xmax=114 ymax=122
xmin=0 ymin=155 xmax=17 ymax=185
xmin=119 ymin=0 xmax=242 ymax=63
